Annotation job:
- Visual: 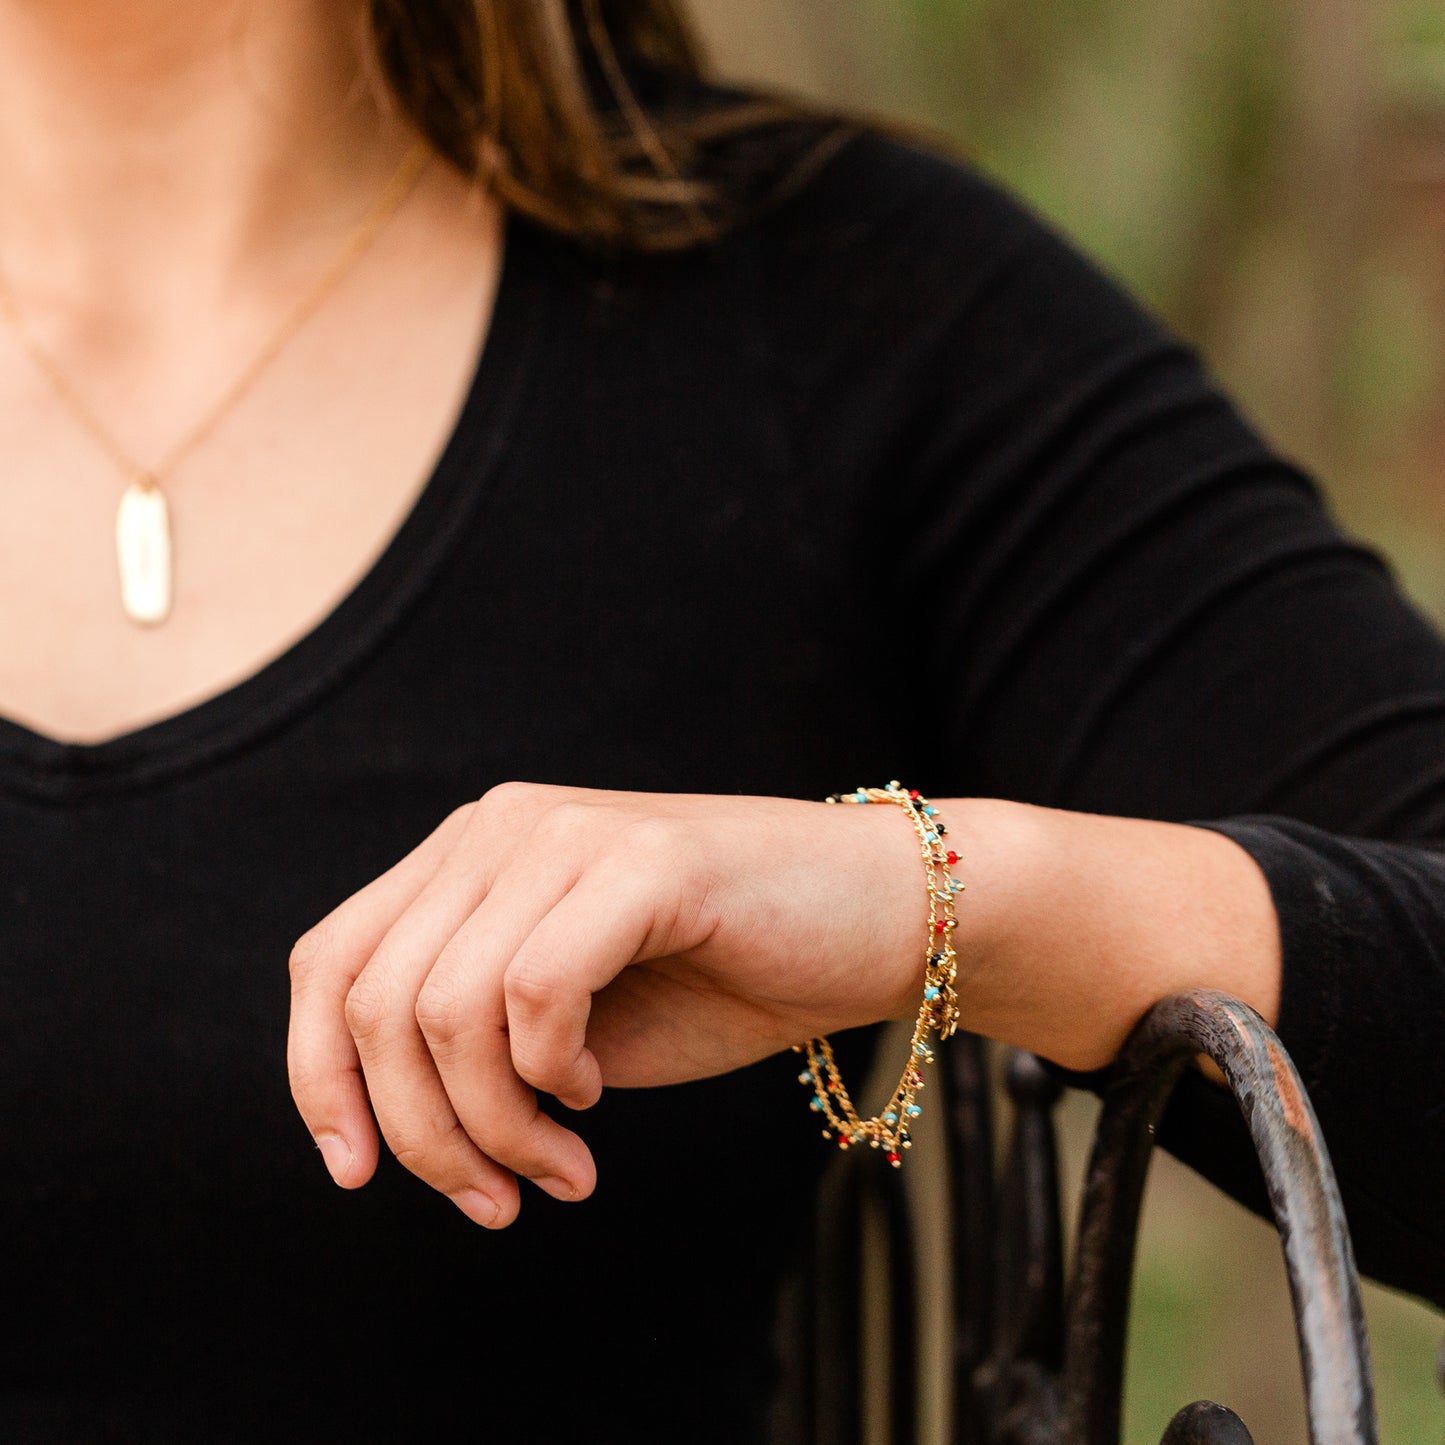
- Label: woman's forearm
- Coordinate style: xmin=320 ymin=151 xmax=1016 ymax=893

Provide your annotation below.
xmin=919 ymin=799 xmax=1282 ymax=1072
xmin=288 ymin=784 xmax=1283 ymax=1224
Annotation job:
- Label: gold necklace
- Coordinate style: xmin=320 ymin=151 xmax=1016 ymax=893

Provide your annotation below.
xmin=0 ymin=140 xmax=432 ymax=626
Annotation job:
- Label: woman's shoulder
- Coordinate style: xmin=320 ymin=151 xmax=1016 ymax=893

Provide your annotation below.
xmin=670 ymin=80 xmax=1035 ymax=251
xmin=634 ymin=69 xmax=1175 ymax=363
xmin=524 ymin=58 xmax=1184 ymax=366
xmin=564 ymin=64 xmax=1205 ymax=484
xmin=741 ymin=116 xmax=1033 ymax=258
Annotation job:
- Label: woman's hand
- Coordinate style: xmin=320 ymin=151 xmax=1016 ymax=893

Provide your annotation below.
xmin=285 ymin=782 xmax=931 ymax=1229
xmin=286 ymin=781 xmax=1282 ymax=1230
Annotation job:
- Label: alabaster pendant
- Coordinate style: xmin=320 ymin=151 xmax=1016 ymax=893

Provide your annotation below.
xmin=115 ymin=476 xmax=173 ymax=625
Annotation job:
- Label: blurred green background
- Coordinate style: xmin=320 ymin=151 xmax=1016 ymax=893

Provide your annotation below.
xmin=682 ymin=2 xmax=1445 ymax=1440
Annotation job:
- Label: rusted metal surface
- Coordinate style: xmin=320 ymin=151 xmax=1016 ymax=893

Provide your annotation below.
xmin=1160 ymin=1401 xmax=1256 ymax=1444
xmin=813 ymin=1143 xmax=867 ymax=1445
xmin=804 ymin=989 xmax=1379 ymax=1444
xmin=938 ymin=1029 xmax=997 ymax=1445
xmin=879 ymin=1162 xmax=920 ymax=1445
xmin=1059 ymin=988 xmax=1377 ymax=1445
xmin=808 ymin=1145 xmax=920 ymax=1445
xmin=971 ymin=1050 xmax=1066 ymax=1445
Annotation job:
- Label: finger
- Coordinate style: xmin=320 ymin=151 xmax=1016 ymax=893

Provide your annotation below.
xmin=287 ymin=802 xmax=473 ymax=1189
xmin=345 ymin=842 xmax=535 ymax=1224
xmin=500 ymin=860 xmax=670 ymax=1109
xmin=500 ymin=816 xmax=702 ymax=1105
xmin=415 ymin=858 xmax=601 ymax=1202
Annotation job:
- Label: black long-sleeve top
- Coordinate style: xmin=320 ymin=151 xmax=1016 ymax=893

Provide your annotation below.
xmin=1 ymin=77 xmax=1443 ymax=1441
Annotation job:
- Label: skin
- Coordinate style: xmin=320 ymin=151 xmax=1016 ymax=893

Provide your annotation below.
xmin=0 ymin=4 xmax=1283 ymax=1233
xmin=287 ymin=783 xmax=1280 ymax=1228
xmin=0 ymin=0 xmax=502 ymax=743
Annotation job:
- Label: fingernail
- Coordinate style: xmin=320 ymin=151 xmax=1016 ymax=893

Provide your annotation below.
xmin=314 ymin=1133 xmax=354 ymax=1186
xmin=454 ymin=1189 xmax=501 ymax=1227
xmin=534 ymin=1175 xmax=581 ymax=1202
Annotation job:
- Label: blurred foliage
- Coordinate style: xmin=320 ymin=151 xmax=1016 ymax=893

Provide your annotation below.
xmin=1125 ymin=1144 xmax=1445 ymax=1444
xmin=687 ymin=3 xmax=1445 ymax=1440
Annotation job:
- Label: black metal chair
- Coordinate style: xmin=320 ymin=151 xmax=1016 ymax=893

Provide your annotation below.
xmin=785 ymin=987 xmax=1387 ymax=1445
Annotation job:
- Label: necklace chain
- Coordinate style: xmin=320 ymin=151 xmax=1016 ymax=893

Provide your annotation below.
xmin=0 ymin=140 xmax=432 ymax=490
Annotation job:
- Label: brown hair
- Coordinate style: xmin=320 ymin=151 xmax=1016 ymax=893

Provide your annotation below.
xmin=365 ymin=0 xmax=891 ymax=252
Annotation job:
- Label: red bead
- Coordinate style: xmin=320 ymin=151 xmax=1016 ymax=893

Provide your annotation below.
xmin=887 ymin=1152 xmax=901 ymax=1165
xmin=908 ymin=790 xmax=920 ymax=800
xmin=934 ymin=921 xmax=947 ymax=934
xmin=946 ymin=851 xmax=959 ymax=865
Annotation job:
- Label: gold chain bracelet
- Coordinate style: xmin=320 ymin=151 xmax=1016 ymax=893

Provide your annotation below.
xmin=792 ymin=782 xmax=963 ymax=1167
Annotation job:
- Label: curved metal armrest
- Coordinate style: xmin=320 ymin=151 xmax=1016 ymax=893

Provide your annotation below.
xmin=1059 ymin=987 xmax=1377 ymax=1445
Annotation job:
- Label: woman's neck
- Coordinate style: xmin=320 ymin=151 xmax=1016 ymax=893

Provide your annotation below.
xmin=0 ymin=0 xmax=411 ymax=318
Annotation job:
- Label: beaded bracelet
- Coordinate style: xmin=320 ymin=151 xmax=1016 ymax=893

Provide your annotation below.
xmin=792 ymin=782 xmax=962 ymax=1167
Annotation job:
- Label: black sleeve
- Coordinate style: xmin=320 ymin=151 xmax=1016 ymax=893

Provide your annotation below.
xmin=840 ymin=133 xmax=1445 ymax=1307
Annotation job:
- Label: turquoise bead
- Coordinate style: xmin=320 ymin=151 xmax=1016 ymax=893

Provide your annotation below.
xmin=924 ymin=986 xmax=940 ymax=1001
xmin=810 ymin=1099 xmax=822 ymax=1111
xmin=884 ymin=1111 xmax=898 ymax=1124
xmin=924 ymin=830 xmax=938 ymax=843
xmin=923 ymin=805 xmax=936 ymax=817
xmin=907 ymin=1105 xmax=922 ymax=1117
xmin=914 ymin=1043 xmax=926 ymax=1056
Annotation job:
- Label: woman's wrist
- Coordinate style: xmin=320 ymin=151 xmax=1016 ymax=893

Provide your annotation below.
xmin=803 ymin=784 xmax=968 ymax=1163
xmin=841 ymin=792 xmax=1024 ymax=1028
xmin=902 ymin=798 xmax=1282 ymax=1073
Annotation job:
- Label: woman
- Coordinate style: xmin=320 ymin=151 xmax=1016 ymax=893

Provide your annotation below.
xmin=2 ymin=1 xmax=1442 ymax=1440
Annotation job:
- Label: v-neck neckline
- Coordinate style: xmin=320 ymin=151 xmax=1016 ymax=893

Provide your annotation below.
xmin=0 ymin=208 xmax=556 ymax=803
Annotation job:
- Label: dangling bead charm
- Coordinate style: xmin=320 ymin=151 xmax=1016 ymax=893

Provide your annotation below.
xmin=802 ymin=783 xmax=963 ymax=1168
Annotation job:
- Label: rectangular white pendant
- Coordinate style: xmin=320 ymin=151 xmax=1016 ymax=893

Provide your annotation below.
xmin=115 ymin=478 xmax=173 ymax=625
